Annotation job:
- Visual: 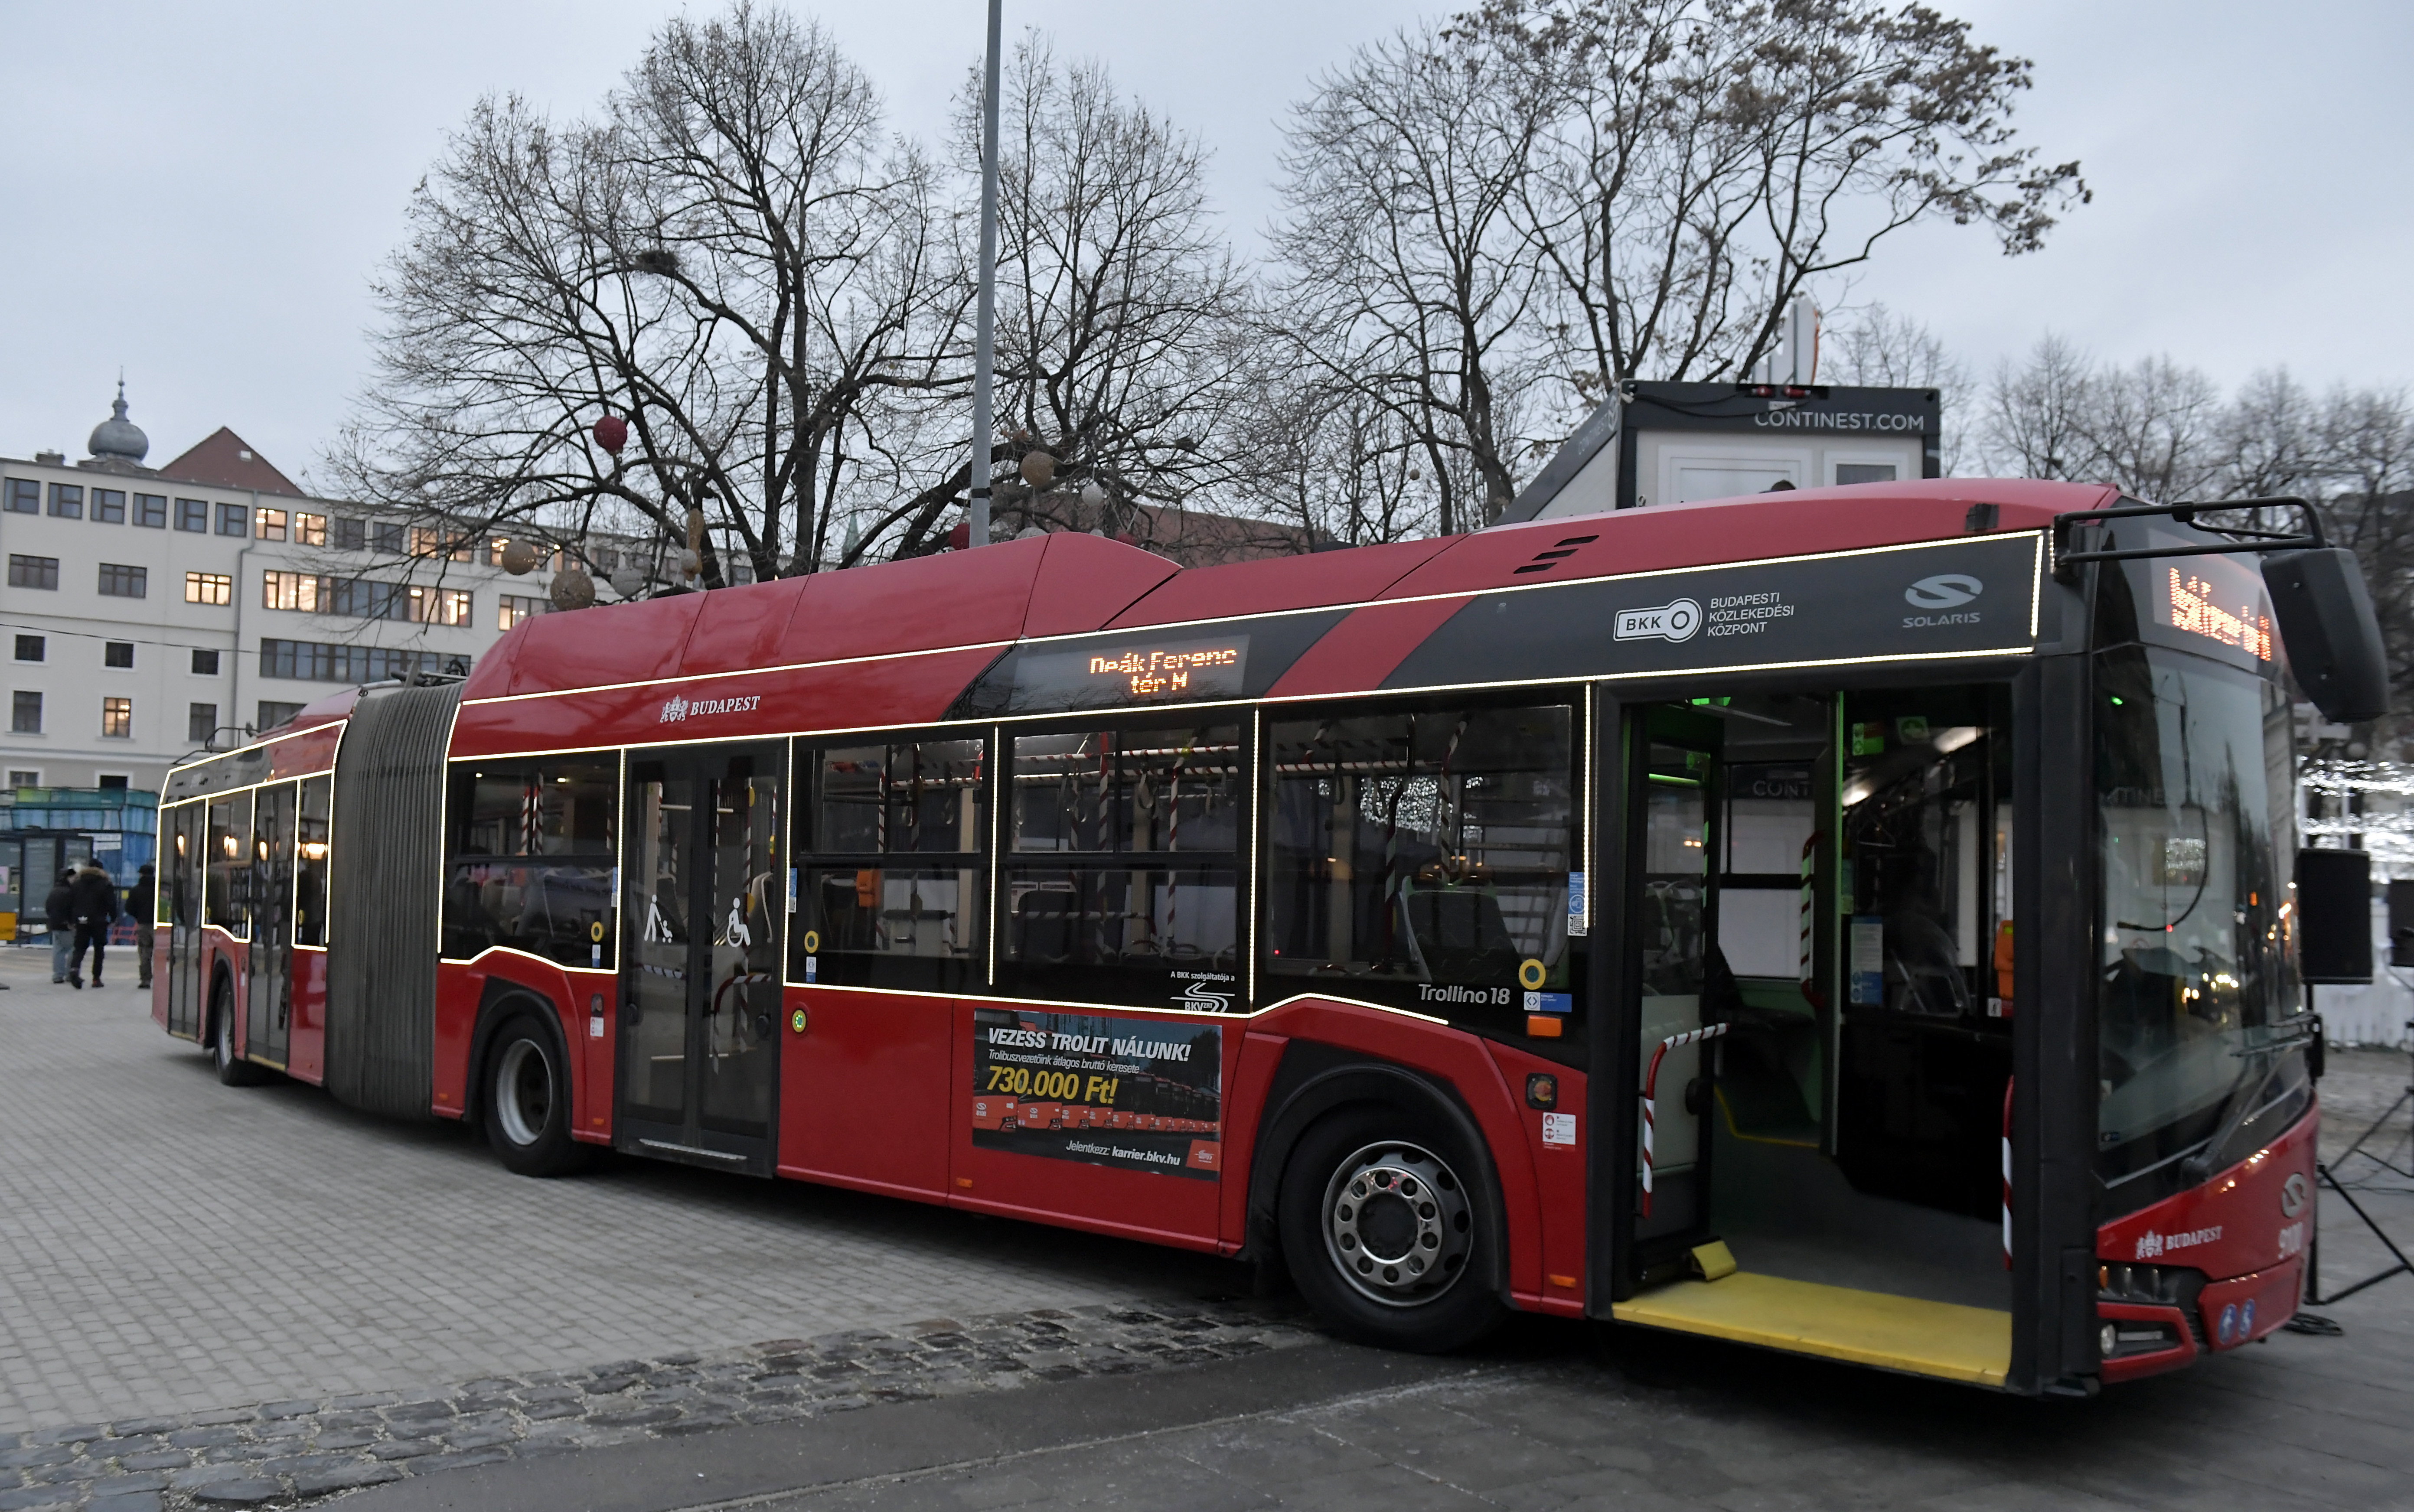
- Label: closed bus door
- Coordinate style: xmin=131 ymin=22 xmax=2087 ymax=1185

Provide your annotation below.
xmin=618 ymin=744 xmax=785 ymax=1174
xmin=247 ymin=782 xmax=296 ymax=1068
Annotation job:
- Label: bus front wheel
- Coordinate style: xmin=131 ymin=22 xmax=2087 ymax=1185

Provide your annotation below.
xmin=483 ymin=1015 xmax=590 ymax=1178
xmin=1277 ymin=1104 xmax=1504 ymax=1352
xmin=210 ymin=978 xmax=267 ymax=1087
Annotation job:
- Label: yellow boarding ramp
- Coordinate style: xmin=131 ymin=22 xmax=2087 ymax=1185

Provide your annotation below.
xmin=1612 ymin=1267 xmax=2012 ymax=1387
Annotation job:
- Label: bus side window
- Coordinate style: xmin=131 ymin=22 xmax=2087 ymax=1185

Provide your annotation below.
xmin=791 ymin=737 xmax=987 ymax=991
xmin=1262 ymin=704 xmax=1576 ymax=1037
xmin=206 ymin=792 xmax=252 ymax=936
xmin=996 ymin=724 xmax=1241 ymax=1010
xmin=296 ymin=775 xmax=331 ymax=947
xmin=439 ymin=755 xmax=619 ymax=968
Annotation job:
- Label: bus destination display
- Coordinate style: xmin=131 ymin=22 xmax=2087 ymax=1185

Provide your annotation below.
xmin=1012 ymin=636 xmax=1249 ymax=709
xmin=971 ymin=1007 xmax=1221 ymax=1179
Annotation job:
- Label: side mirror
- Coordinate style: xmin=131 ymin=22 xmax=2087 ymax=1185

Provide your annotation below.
xmin=2264 ymin=548 xmax=2389 ymax=723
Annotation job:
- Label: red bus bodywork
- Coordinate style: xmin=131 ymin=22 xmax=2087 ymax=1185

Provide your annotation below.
xmin=155 ymin=478 xmax=2319 ymax=1390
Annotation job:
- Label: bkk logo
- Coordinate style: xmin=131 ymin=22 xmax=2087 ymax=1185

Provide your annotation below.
xmin=1613 ymin=597 xmax=1703 ymax=643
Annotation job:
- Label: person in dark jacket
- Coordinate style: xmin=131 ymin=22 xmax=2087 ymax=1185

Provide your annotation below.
xmin=67 ymin=861 xmax=119 ymax=989
xmin=127 ymin=862 xmax=157 ymax=989
xmin=43 ymin=876 xmax=75 ymax=983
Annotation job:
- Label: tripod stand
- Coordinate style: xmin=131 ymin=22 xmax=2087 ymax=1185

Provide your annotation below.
xmin=2301 ymin=1021 xmax=2413 ymax=1313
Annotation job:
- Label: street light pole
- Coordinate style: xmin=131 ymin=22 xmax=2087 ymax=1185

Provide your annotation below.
xmin=968 ymin=0 xmax=1003 ymax=551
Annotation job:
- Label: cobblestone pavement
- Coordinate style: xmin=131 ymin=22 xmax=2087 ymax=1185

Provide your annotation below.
xmin=0 ymin=951 xmax=1249 ymax=1434
xmin=0 ymin=1301 xmax=1317 ymax=1511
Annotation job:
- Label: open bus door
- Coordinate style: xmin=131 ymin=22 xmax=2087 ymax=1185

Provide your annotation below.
xmin=1592 ymin=678 xmax=2098 ymax=1393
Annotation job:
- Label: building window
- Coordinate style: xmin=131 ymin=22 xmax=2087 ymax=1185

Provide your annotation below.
xmin=176 ymin=498 xmax=209 ymax=532
xmin=326 ymin=577 xmax=403 ymax=619
xmin=294 ymin=512 xmax=326 ymax=546
xmin=215 ymin=502 xmax=247 ymax=536
xmin=498 ymin=593 xmax=546 ymax=630
xmin=256 ymin=507 xmax=288 ymax=541
xmin=134 ymin=492 xmax=168 ymax=528
xmin=262 ymin=570 xmax=325 ymax=611
xmin=410 ymin=586 xmax=472 ymax=626
xmin=92 ymin=488 xmax=126 ymax=523
xmin=104 ymin=642 xmax=134 ymax=669
xmin=408 ymin=525 xmax=473 ymax=561
xmin=257 ymin=701 xmax=304 ymax=730
xmin=372 ymin=520 xmax=405 ymax=554
xmin=12 ymin=691 xmax=41 ymax=734
xmin=13 ymin=635 xmax=42 ymax=662
xmin=333 ymin=516 xmax=365 ymax=551
xmin=9 ymin=555 xmax=59 ymax=590
xmin=101 ymin=697 xmax=132 ymax=738
xmin=96 ymin=774 xmax=128 ymax=790
xmin=5 ymin=479 xmax=36 ymax=514
xmin=7 ymin=769 xmax=39 ymax=787
xmin=259 ymin=637 xmax=461 ymax=684
xmin=48 ymin=482 xmax=82 ymax=518
xmin=191 ymin=648 xmax=221 ymax=676
xmin=98 ymin=563 xmax=148 ymax=598
xmin=185 ymin=571 xmax=233 ymax=606
xmin=188 ymin=703 xmax=219 ymax=743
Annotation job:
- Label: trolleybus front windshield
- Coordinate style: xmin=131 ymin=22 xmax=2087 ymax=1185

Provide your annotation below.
xmin=2094 ymin=641 xmax=2306 ymax=1212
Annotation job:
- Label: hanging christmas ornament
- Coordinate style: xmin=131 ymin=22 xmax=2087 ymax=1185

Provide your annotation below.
xmin=548 ymin=567 xmax=596 ymax=611
xmin=593 ymin=414 xmax=628 ymax=456
xmin=499 ymin=538 xmax=539 ymax=575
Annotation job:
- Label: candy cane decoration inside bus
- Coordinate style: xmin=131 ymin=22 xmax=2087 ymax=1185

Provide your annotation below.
xmin=2002 ymin=1076 xmax=2014 ymax=1271
xmin=1640 ymin=1022 xmax=1729 ymax=1218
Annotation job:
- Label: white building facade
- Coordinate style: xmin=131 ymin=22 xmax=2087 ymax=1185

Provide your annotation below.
xmin=0 ymin=391 xmax=563 ymax=795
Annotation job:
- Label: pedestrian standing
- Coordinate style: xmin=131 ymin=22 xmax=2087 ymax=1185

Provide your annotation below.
xmin=128 ymin=861 xmax=157 ymax=990
xmin=43 ymin=874 xmax=75 ymax=984
xmin=67 ymin=861 xmax=119 ymax=989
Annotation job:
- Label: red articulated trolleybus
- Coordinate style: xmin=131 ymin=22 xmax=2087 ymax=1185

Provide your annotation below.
xmin=154 ymin=479 xmax=2390 ymax=1395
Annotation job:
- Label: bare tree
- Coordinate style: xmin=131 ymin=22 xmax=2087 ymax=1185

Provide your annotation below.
xmin=1825 ymin=302 xmax=1968 ymax=471
xmin=1270 ymin=23 xmax=1554 ymax=534
xmin=333 ymin=4 xmax=967 ymax=589
xmin=1975 ymin=333 xmax=2098 ymax=480
xmin=1497 ymin=0 xmax=2085 ymax=397
xmin=1272 ymin=0 xmax=2084 ymax=528
xmin=922 ymin=38 xmax=1266 ymax=557
xmin=2081 ymin=355 xmax=2225 ymax=502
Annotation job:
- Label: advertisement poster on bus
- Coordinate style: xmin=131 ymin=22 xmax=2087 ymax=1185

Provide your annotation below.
xmin=971 ymin=1007 xmax=1222 ymax=1180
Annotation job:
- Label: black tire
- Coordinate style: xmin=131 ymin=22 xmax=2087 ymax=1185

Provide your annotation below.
xmin=483 ymin=1013 xmax=590 ymax=1177
xmin=210 ymin=976 xmax=269 ymax=1087
xmin=1277 ymin=1101 xmax=1505 ymax=1352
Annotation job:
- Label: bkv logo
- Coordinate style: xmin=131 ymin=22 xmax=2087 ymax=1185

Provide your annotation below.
xmin=1614 ymin=597 xmax=1702 ymax=643
xmin=1904 ymin=574 xmax=1983 ymax=609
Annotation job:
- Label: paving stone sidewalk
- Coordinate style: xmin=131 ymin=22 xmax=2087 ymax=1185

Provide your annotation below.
xmin=0 ymin=1301 xmax=1319 ymax=1512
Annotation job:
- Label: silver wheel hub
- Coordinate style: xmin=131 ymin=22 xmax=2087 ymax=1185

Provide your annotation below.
xmin=496 ymin=1039 xmax=551 ymax=1147
xmin=1324 ymin=1141 xmax=1472 ymax=1307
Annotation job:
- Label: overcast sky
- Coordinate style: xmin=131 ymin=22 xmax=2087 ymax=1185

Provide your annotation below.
xmin=2 ymin=0 xmax=2406 ymax=488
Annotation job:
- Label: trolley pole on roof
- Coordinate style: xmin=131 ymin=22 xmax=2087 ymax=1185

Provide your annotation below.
xmin=968 ymin=0 xmax=1003 ymax=551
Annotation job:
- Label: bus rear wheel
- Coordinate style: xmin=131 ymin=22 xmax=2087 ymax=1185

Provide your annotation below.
xmin=210 ymin=978 xmax=267 ymax=1087
xmin=1277 ymin=1104 xmax=1504 ymax=1352
xmin=484 ymin=1015 xmax=590 ymax=1177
